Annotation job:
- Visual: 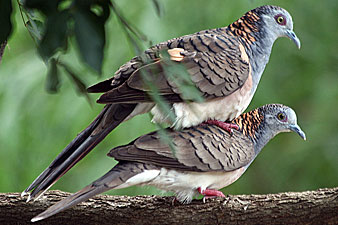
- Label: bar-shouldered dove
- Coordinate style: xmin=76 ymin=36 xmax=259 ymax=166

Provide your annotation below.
xmin=31 ymin=104 xmax=306 ymax=222
xmin=23 ymin=5 xmax=301 ymax=201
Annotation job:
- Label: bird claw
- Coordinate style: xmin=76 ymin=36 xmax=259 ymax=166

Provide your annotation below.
xmin=21 ymin=191 xmax=27 ymax=198
xmin=202 ymin=195 xmax=219 ymax=203
xmin=26 ymin=194 xmax=31 ymax=203
xmin=204 ymin=120 xmax=239 ymax=135
xmin=171 ymin=197 xmax=178 ymax=206
xmin=197 ymin=187 xmax=225 ymax=203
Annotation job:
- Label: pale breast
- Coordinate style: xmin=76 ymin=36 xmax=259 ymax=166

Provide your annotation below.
xmin=118 ymin=165 xmax=249 ymax=204
xmin=150 ymin=71 xmax=254 ymax=129
xmin=147 ymin=167 xmax=248 ymax=203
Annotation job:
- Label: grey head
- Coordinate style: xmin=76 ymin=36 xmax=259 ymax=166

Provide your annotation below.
xmin=231 ymin=6 xmax=301 ymax=88
xmin=260 ymin=104 xmax=306 ymax=141
xmin=253 ymin=5 xmax=301 ymax=48
xmin=251 ymin=103 xmax=306 ymax=155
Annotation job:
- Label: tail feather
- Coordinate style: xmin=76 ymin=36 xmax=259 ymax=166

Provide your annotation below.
xmin=31 ymin=185 xmax=105 ymax=222
xmin=23 ymin=104 xmax=137 ymax=200
xmin=23 ymin=106 xmax=109 ymax=196
xmin=31 ymin=162 xmax=146 ymax=222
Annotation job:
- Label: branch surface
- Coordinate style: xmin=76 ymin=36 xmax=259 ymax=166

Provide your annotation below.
xmin=1 ymin=188 xmax=337 ymax=225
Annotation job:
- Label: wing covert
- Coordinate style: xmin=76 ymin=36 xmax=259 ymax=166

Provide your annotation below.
xmin=108 ymin=125 xmax=255 ymax=172
xmin=88 ymin=31 xmax=250 ymax=104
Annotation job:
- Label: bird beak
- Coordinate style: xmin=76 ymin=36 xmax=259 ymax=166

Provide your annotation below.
xmin=286 ymin=30 xmax=301 ymax=49
xmin=289 ymin=124 xmax=306 ymax=140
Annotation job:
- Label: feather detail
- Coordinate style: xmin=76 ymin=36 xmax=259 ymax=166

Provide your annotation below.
xmin=232 ymin=107 xmax=264 ymax=140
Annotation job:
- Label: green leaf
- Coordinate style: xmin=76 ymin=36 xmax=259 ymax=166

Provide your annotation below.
xmin=151 ymin=0 xmax=164 ymax=17
xmin=59 ymin=61 xmax=92 ymax=105
xmin=74 ymin=8 xmax=105 ymax=73
xmin=165 ymin=64 xmax=204 ymax=102
xmin=161 ymin=52 xmax=204 ymax=103
xmin=111 ymin=1 xmax=150 ymax=46
xmin=26 ymin=19 xmax=44 ymax=43
xmin=91 ymin=0 xmax=110 ymax=22
xmin=156 ymin=124 xmax=177 ymax=157
xmin=140 ymin=70 xmax=176 ymax=124
xmin=45 ymin=58 xmax=60 ymax=93
xmin=0 ymin=0 xmax=13 ymax=44
xmin=0 ymin=41 xmax=7 ymax=64
xmin=24 ymin=0 xmax=59 ymax=15
xmin=38 ymin=11 xmax=69 ymax=59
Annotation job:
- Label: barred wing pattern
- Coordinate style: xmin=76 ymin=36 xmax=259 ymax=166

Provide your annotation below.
xmin=109 ymin=124 xmax=255 ymax=172
xmin=88 ymin=30 xmax=250 ymax=103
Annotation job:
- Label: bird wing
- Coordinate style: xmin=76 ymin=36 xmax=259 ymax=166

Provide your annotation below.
xmin=109 ymin=125 xmax=255 ymax=172
xmin=88 ymin=30 xmax=250 ymax=103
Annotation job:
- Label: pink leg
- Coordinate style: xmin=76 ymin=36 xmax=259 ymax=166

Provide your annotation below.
xmin=204 ymin=120 xmax=239 ymax=135
xmin=197 ymin=187 xmax=225 ymax=199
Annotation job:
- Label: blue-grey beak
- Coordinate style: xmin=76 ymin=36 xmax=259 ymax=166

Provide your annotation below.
xmin=289 ymin=124 xmax=306 ymax=140
xmin=286 ymin=30 xmax=301 ymax=49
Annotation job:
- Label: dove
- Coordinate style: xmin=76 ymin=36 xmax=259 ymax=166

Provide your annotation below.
xmin=31 ymin=104 xmax=306 ymax=222
xmin=23 ymin=5 xmax=301 ymax=201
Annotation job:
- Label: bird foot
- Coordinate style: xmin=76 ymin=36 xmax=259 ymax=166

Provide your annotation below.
xmin=204 ymin=120 xmax=239 ymax=135
xmin=197 ymin=187 xmax=225 ymax=203
xmin=171 ymin=197 xmax=179 ymax=206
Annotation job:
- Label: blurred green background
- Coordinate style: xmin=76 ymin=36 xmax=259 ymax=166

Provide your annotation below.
xmin=1 ymin=0 xmax=337 ymax=199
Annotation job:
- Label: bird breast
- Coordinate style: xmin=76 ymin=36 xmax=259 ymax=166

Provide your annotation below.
xmin=151 ymin=72 xmax=254 ymax=129
xmin=148 ymin=167 xmax=247 ymax=203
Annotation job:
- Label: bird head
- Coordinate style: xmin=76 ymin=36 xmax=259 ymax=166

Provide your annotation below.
xmin=262 ymin=104 xmax=306 ymax=140
xmin=255 ymin=5 xmax=301 ymax=49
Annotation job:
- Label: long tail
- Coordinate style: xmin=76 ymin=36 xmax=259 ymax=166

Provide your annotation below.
xmin=22 ymin=103 xmax=137 ymax=201
xmin=31 ymin=162 xmax=152 ymax=222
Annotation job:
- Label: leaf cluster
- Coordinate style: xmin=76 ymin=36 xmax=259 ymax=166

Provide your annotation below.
xmin=15 ymin=0 xmax=111 ymax=95
xmin=3 ymin=0 xmax=203 ymax=156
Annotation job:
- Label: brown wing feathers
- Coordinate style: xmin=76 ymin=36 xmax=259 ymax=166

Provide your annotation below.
xmin=109 ymin=125 xmax=255 ymax=172
xmin=87 ymin=57 xmax=143 ymax=93
xmin=88 ymin=29 xmax=250 ymax=104
xmin=109 ymin=107 xmax=265 ymax=173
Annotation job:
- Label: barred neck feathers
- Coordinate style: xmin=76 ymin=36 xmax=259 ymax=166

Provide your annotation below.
xmin=233 ymin=103 xmax=293 ymax=154
xmin=228 ymin=5 xmax=283 ymax=50
xmin=227 ymin=6 xmax=284 ymax=89
xmin=232 ymin=107 xmax=266 ymax=155
xmin=233 ymin=108 xmax=263 ymax=140
xmin=228 ymin=10 xmax=260 ymax=47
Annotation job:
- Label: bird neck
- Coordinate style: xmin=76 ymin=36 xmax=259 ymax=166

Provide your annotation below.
xmin=232 ymin=108 xmax=273 ymax=155
xmin=227 ymin=11 xmax=276 ymax=92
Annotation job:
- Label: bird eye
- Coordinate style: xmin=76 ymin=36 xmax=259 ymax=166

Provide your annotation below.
xmin=277 ymin=112 xmax=287 ymax=122
xmin=274 ymin=14 xmax=286 ymax=26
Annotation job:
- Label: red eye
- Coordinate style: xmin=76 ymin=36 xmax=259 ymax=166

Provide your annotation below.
xmin=274 ymin=14 xmax=286 ymax=26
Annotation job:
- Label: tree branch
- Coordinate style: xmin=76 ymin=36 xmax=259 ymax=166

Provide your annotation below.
xmin=1 ymin=188 xmax=337 ymax=224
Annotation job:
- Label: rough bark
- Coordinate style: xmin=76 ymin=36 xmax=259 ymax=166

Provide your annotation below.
xmin=0 ymin=187 xmax=337 ymax=225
